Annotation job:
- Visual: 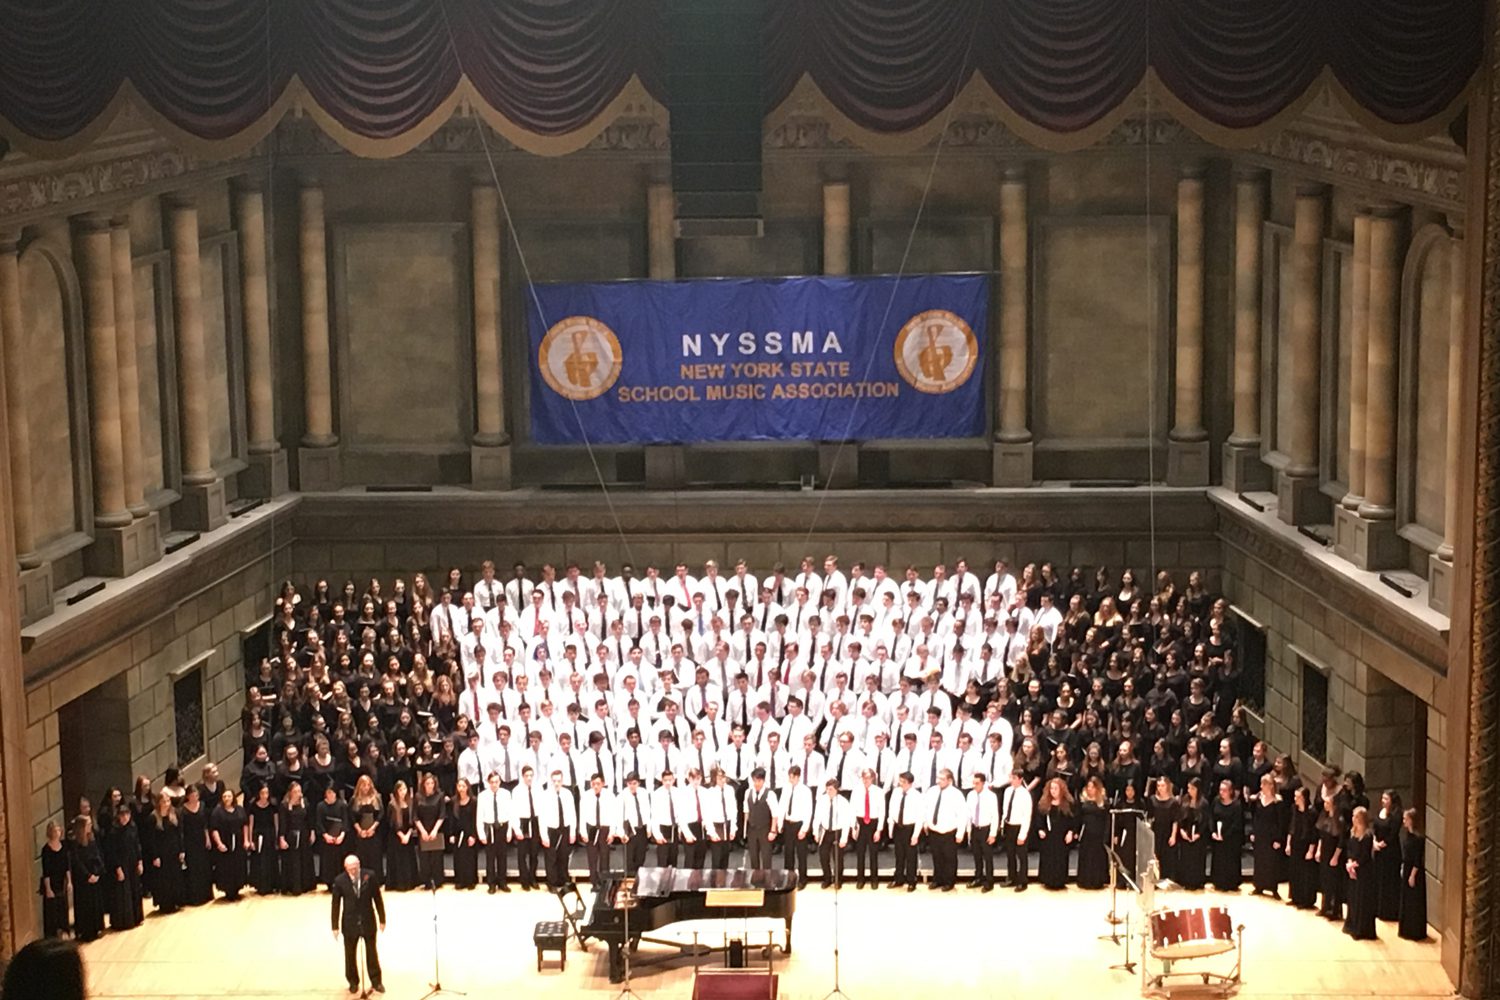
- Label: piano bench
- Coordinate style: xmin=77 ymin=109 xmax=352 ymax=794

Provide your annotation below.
xmin=533 ymin=920 xmax=570 ymax=972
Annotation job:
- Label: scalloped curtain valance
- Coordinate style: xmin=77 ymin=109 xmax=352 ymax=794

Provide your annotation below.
xmin=0 ymin=0 xmax=1479 ymax=160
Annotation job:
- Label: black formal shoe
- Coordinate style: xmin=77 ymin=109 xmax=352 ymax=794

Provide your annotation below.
xmin=966 ymin=879 xmax=982 ymax=888
xmin=982 ymin=884 xmax=994 ymax=893
xmin=941 ymin=885 xmax=955 ymax=893
xmin=348 ymin=984 xmax=359 ymax=994
xmin=1015 ymin=884 xmax=1027 ymax=892
xmin=487 ymin=885 xmax=496 ymax=895
xmin=821 ymin=879 xmax=833 ymax=888
xmin=373 ymin=984 xmax=385 ymax=994
xmin=888 ymin=881 xmax=904 ymax=890
xmin=498 ymin=884 xmax=511 ymax=893
xmin=906 ymin=883 xmax=917 ymax=892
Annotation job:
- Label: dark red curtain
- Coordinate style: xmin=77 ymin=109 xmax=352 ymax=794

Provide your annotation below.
xmin=0 ymin=0 xmax=1478 ymax=154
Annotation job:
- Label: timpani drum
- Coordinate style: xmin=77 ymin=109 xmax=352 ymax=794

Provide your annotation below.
xmin=1148 ymin=906 xmax=1235 ymax=960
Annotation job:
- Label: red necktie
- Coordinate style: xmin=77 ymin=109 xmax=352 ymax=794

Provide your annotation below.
xmin=863 ymin=789 xmax=870 ymax=822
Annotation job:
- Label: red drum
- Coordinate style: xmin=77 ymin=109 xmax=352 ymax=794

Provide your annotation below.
xmin=1148 ymin=906 xmax=1235 ymax=960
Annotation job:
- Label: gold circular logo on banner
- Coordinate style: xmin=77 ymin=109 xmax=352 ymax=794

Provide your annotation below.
xmin=538 ymin=316 xmax=623 ymax=401
xmin=893 ymin=309 xmax=978 ymax=394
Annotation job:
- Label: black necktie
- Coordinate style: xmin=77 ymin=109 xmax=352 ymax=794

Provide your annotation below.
xmin=931 ymin=788 xmax=943 ymax=824
xmin=897 ymin=792 xmax=906 ymax=825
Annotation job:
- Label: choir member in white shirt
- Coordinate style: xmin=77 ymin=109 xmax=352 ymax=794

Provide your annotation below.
xmin=1000 ymin=768 xmax=1034 ymax=891
xmin=966 ymin=772 xmax=1001 ymax=891
xmin=537 ymin=771 xmax=578 ymax=889
xmin=887 ymin=772 xmax=922 ymax=891
xmin=678 ymin=770 xmax=710 ymax=869
xmin=612 ymin=773 xmax=651 ymax=875
xmin=850 ymin=769 xmax=886 ymax=888
xmin=648 ymin=771 xmax=681 ymax=867
xmin=779 ymin=766 xmax=814 ymax=886
xmin=646 ymin=731 xmax=683 ymax=789
xmin=812 ymin=779 xmax=854 ymax=888
xmin=697 ymin=700 xmax=731 ymax=753
xmin=824 ymin=731 xmax=864 ymax=796
xmin=579 ymin=774 xmax=616 ymax=884
xmin=476 ymin=772 xmax=512 ymax=893
xmin=705 ymin=769 xmax=739 ymax=869
xmin=756 ymin=730 xmax=790 ymax=793
xmin=505 ymin=564 xmax=536 ymax=614
xmin=581 ymin=731 xmax=616 ymax=793
xmin=511 ymin=767 xmax=541 ymax=890
xmin=924 ymin=768 xmax=969 ymax=891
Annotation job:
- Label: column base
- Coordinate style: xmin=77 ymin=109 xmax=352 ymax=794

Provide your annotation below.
xmin=86 ymin=511 xmax=163 ymax=578
xmin=992 ymin=440 xmax=1034 ymax=487
xmin=644 ymin=445 xmax=686 ymax=489
xmin=1222 ymin=441 xmax=1269 ymax=492
xmin=17 ymin=562 xmax=54 ymax=626
xmin=1276 ymin=471 xmax=1330 ymax=527
xmin=298 ymin=445 xmax=342 ymax=492
xmin=1166 ymin=437 xmax=1211 ymax=487
xmin=240 ymin=449 xmax=288 ymax=498
xmin=1333 ymin=504 xmax=1361 ymax=562
xmin=817 ymin=443 xmax=857 ymax=489
xmin=470 ymin=443 xmax=513 ymax=490
xmin=1429 ymin=553 xmax=1456 ymax=616
xmin=176 ymin=479 xmax=227 ymax=532
xmin=1343 ymin=514 xmax=1404 ymax=572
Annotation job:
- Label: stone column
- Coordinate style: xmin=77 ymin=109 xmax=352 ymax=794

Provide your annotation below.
xmin=822 ymin=180 xmax=851 ymax=276
xmin=1277 ymin=184 xmax=1329 ymax=526
xmin=644 ymin=179 xmax=684 ymax=487
xmin=470 ymin=180 xmax=512 ymax=489
xmin=1168 ymin=164 xmax=1209 ymax=486
xmin=1431 ymin=227 xmax=1465 ymax=613
xmin=993 ymin=165 xmax=1033 ymax=486
xmin=297 ymin=179 xmax=340 ymax=490
xmin=1224 ymin=169 xmax=1269 ymax=490
xmin=107 ymin=218 xmax=162 ymax=573
xmin=75 ymin=215 xmax=131 ymax=530
xmin=1335 ymin=210 xmax=1372 ymax=561
xmin=167 ymin=195 xmax=227 ymax=531
xmin=0 ymin=233 xmax=52 ymax=623
xmin=234 ymin=178 xmax=287 ymax=498
xmin=1349 ymin=204 xmax=1406 ymax=569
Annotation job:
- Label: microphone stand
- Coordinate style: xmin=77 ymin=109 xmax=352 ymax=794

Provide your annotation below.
xmin=417 ymin=881 xmax=466 ymax=1000
xmin=615 ymin=884 xmax=642 ymax=1000
xmin=821 ymin=875 xmax=851 ymax=1000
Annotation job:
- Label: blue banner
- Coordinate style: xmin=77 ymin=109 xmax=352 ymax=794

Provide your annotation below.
xmin=527 ymin=274 xmax=989 ymax=444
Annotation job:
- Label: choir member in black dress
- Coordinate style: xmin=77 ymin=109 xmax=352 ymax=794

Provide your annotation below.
xmin=209 ymin=789 xmax=248 ymax=901
xmin=1398 ymin=808 xmax=1428 ymax=941
xmin=1175 ymin=778 xmax=1209 ymax=889
xmin=385 ymin=780 xmax=418 ymax=891
xmin=1371 ymin=790 xmax=1403 ymax=922
xmin=1287 ymin=785 xmax=1320 ymax=910
xmin=70 ymin=816 xmax=106 ymax=942
xmin=179 ymin=786 xmax=215 ymax=906
xmin=414 ymin=773 xmax=448 ymax=889
xmin=1208 ymin=778 xmax=1244 ymax=892
xmin=1036 ymin=777 xmax=1076 ymax=889
xmin=1075 ymin=776 xmax=1111 ymax=889
xmin=146 ymin=792 xmax=186 ymax=915
xmin=104 ymin=805 xmax=144 ymax=930
xmin=449 ymin=778 xmax=480 ymax=890
xmin=1248 ymin=774 xmax=1286 ymax=898
xmin=350 ymin=775 xmax=385 ymax=880
xmin=39 ymin=822 xmax=70 ymax=937
xmin=247 ymin=785 xmax=279 ymax=895
xmin=1148 ymin=777 xmax=1179 ymax=883
xmin=1115 ymin=781 xmax=1144 ymax=888
xmin=1315 ymin=794 xmax=1346 ymax=920
xmin=1342 ymin=806 xmax=1378 ymax=940
xmin=278 ymin=782 xmax=313 ymax=895
xmin=316 ymin=785 xmax=351 ymax=888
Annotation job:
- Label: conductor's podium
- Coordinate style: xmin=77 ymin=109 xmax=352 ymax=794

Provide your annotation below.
xmin=693 ymin=969 xmax=779 ymax=1000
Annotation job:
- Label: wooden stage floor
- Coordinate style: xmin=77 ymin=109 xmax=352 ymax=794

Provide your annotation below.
xmin=77 ymin=880 xmax=1446 ymax=1000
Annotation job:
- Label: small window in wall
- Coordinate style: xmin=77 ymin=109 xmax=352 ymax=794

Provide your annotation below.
xmin=174 ymin=667 xmax=205 ymax=767
xmin=1301 ymin=658 xmax=1329 ymax=763
xmin=1232 ymin=608 xmax=1267 ymax=712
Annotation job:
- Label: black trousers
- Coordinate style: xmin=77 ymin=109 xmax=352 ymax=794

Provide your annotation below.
xmin=516 ymin=819 xmax=539 ymax=887
xmin=818 ymin=832 xmax=845 ymax=886
xmin=544 ymin=827 xmax=571 ymax=887
xmin=781 ymin=822 xmax=809 ymax=882
xmin=745 ymin=826 xmax=775 ymax=869
xmin=710 ymin=824 xmax=733 ymax=869
xmin=1003 ymin=823 xmax=1028 ymax=887
xmin=929 ymin=829 xmax=959 ymax=887
xmin=483 ymin=824 xmax=509 ymax=886
xmin=971 ymin=824 xmax=994 ymax=885
xmin=892 ymin=823 xmax=918 ymax=885
xmin=623 ymin=828 xmax=649 ymax=874
xmin=342 ymin=927 xmax=381 ymax=989
xmin=852 ymin=820 xmax=880 ymax=879
xmin=654 ymin=834 xmax=678 ymax=869
xmin=684 ymin=823 xmax=708 ymax=868
xmin=584 ymin=827 xmax=611 ymax=883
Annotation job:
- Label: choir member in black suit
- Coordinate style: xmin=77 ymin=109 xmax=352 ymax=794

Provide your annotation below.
xmin=1036 ymin=777 xmax=1076 ymax=889
xmin=1398 ymin=807 xmax=1428 ymax=941
xmin=1342 ymin=806 xmax=1378 ymax=940
xmin=247 ymin=786 xmax=279 ymax=895
xmin=1208 ymin=778 xmax=1244 ymax=892
xmin=1286 ymin=785 xmax=1320 ymax=910
xmin=1371 ymin=790 xmax=1403 ymax=922
xmin=315 ymin=785 xmax=351 ymax=888
xmin=209 ymin=789 xmax=248 ymax=901
xmin=1075 ymin=777 xmax=1111 ymax=889
xmin=1248 ymin=774 xmax=1286 ymax=899
xmin=179 ymin=786 xmax=215 ymax=906
xmin=449 ymin=778 xmax=480 ymax=889
xmin=146 ymin=792 xmax=186 ymax=915
xmin=1315 ymin=794 xmax=1346 ymax=920
xmin=39 ymin=822 xmax=70 ymax=937
xmin=279 ymin=782 xmax=314 ymax=895
xmin=1175 ymin=778 xmax=1209 ymax=890
xmin=70 ymin=816 xmax=106 ymax=942
xmin=1148 ymin=777 xmax=1179 ymax=883
xmin=103 ymin=804 xmax=144 ymax=930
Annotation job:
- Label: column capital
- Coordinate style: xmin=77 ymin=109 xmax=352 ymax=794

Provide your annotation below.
xmin=163 ymin=191 xmax=197 ymax=212
xmin=1002 ymin=163 xmax=1029 ymax=184
xmin=1447 ymin=214 xmax=1466 ymax=240
xmin=298 ymin=171 xmax=322 ymax=190
xmin=1178 ymin=161 xmax=1207 ymax=181
xmin=70 ymin=211 xmax=113 ymax=235
xmin=108 ymin=214 xmax=132 ymax=231
xmin=231 ymin=173 xmax=264 ymax=195
xmin=1294 ymin=182 xmax=1329 ymax=199
xmin=820 ymin=162 xmax=851 ymax=184
xmin=1232 ymin=165 xmax=1269 ymax=184
xmin=1367 ymin=201 xmax=1406 ymax=220
xmin=0 ymin=231 xmax=20 ymax=255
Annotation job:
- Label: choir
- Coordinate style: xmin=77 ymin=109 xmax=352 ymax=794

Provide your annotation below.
xmin=38 ymin=556 xmax=1430 ymax=948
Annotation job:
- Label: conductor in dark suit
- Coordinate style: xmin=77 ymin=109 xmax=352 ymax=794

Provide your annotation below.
xmin=331 ymin=853 xmax=386 ymax=994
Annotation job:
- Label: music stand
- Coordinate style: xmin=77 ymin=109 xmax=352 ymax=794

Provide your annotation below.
xmin=417 ymin=882 xmax=466 ymax=1000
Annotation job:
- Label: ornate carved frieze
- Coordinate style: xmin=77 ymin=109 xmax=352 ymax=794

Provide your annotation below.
xmin=1 ymin=148 xmax=213 ymax=223
xmin=1248 ymin=128 xmax=1464 ymax=209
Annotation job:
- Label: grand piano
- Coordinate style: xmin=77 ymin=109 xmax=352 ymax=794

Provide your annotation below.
xmin=580 ymin=868 xmax=797 ymax=983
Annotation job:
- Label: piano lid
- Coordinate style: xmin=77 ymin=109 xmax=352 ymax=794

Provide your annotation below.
xmin=633 ymin=867 xmax=798 ymax=898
